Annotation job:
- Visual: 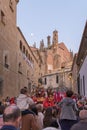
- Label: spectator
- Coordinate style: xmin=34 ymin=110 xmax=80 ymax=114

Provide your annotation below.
xmin=36 ymin=103 xmax=44 ymax=130
xmin=31 ymin=105 xmax=41 ymax=130
xmin=71 ymin=109 xmax=87 ymax=130
xmin=43 ymin=107 xmax=58 ymax=128
xmin=1 ymin=105 xmax=21 ymax=130
xmin=58 ymin=90 xmax=78 ymax=130
xmin=16 ymin=88 xmax=35 ymax=115
xmin=42 ymin=119 xmax=59 ymax=130
xmin=21 ymin=106 xmax=40 ymax=130
xmin=0 ymin=105 xmax=5 ymax=129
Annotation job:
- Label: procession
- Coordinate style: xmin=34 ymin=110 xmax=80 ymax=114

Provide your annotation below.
xmin=0 ymin=0 xmax=87 ymax=130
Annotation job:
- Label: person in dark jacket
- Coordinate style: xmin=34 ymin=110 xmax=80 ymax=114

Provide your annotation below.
xmin=43 ymin=107 xmax=59 ymax=129
xmin=71 ymin=109 xmax=87 ymax=130
xmin=1 ymin=105 xmax=21 ymax=130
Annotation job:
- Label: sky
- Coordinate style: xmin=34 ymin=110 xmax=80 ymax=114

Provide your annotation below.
xmin=17 ymin=0 xmax=87 ymax=53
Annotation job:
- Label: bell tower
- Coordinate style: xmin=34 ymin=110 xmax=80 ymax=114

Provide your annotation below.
xmin=52 ymin=30 xmax=58 ymax=45
xmin=47 ymin=35 xmax=51 ymax=48
xmin=52 ymin=30 xmax=58 ymax=50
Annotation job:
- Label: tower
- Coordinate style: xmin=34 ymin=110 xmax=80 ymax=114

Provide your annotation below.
xmin=40 ymin=39 xmax=44 ymax=51
xmin=47 ymin=35 xmax=51 ymax=48
xmin=52 ymin=30 xmax=58 ymax=50
xmin=52 ymin=30 xmax=58 ymax=45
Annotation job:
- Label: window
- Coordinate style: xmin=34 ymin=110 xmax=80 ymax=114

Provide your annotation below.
xmin=20 ymin=41 xmax=22 ymax=51
xmin=44 ymin=78 xmax=47 ymax=85
xmin=18 ymin=62 xmax=22 ymax=74
xmin=0 ymin=78 xmax=3 ymax=95
xmin=28 ymin=54 xmax=30 ymax=60
xmin=1 ymin=10 xmax=5 ymax=25
xmin=4 ymin=55 xmax=9 ymax=69
xmin=27 ymin=70 xmax=30 ymax=79
xmin=77 ymin=74 xmax=80 ymax=94
xmin=39 ymin=64 xmax=41 ymax=68
xmin=53 ymin=54 xmax=61 ymax=69
xmin=9 ymin=0 xmax=14 ymax=12
xmin=30 ymin=57 xmax=32 ymax=62
xmin=83 ymin=75 xmax=85 ymax=95
xmin=26 ymin=50 xmax=28 ymax=57
xmin=23 ymin=46 xmax=25 ymax=54
xmin=56 ymin=75 xmax=59 ymax=83
xmin=38 ymin=78 xmax=42 ymax=84
xmin=80 ymin=79 xmax=82 ymax=95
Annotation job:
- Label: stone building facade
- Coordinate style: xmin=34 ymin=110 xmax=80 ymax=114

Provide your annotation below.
xmin=0 ymin=0 xmax=40 ymax=98
xmin=0 ymin=0 xmax=74 ymax=99
xmin=38 ymin=30 xmax=73 ymax=90
xmin=71 ymin=53 xmax=78 ymax=93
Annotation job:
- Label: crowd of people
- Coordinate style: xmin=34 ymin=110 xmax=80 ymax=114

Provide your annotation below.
xmin=0 ymin=87 xmax=87 ymax=130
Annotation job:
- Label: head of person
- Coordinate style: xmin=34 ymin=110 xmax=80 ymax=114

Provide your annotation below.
xmin=3 ymin=105 xmax=21 ymax=128
xmin=31 ymin=106 xmax=38 ymax=115
xmin=66 ymin=90 xmax=73 ymax=97
xmin=79 ymin=109 xmax=87 ymax=120
xmin=36 ymin=103 xmax=43 ymax=112
xmin=44 ymin=107 xmax=53 ymax=117
xmin=20 ymin=88 xmax=27 ymax=95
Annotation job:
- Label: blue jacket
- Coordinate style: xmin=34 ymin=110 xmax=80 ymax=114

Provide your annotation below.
xmin=1 ymin=125 xmax=17 ymax=130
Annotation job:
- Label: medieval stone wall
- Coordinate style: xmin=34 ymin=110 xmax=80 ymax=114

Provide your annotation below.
xmin=0 ymin=0 xmax=39 ymax=98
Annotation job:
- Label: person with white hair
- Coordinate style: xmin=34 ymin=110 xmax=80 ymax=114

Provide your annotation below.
xmin=71 ymin=109 xmax=87 ymax=130
xmin=1 ymin=105 xmax=21 ymax=130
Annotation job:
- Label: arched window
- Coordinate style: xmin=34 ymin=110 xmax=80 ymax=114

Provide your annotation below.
xmin=53 ymin=54 xmax=61 ymax=69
